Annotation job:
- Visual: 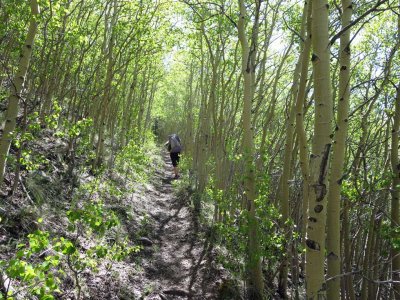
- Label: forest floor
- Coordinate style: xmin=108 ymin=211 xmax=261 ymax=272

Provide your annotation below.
xmin=122 ymin=151 xmax=227 ymax=300
xmin=0 ymin=134 xmax=236 ymax=299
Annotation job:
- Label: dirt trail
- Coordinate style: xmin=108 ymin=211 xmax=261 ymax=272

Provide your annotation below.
xmin=132 ymin=151 xmax=223 ymax=300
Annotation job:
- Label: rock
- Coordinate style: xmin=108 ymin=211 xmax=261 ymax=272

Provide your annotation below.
xmin=138 ymin=237 xmax=153 ymax=246
xmin=2 ymin=274 xmax=14 ymax=295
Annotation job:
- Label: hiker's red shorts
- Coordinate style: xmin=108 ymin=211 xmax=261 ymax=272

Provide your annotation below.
xmin=170 ymin=152 xmax=180 ymax=167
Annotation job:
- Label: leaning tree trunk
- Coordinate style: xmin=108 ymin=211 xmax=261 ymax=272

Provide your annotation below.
xmin=326 ymin=0 xmax=352 ymax=298
xmin=391 ymin=85 xmax=400 ymax=299
xmin=0 ymin=0 xmax=40 ymax=185
xmin=305 ymin=0 xmax=333 ymax=298
xmin=295 ymin=0 xmax=312 ymax=267
xmin=277 ymin=2 xmax=309 ymax=296
xmin=95 ymin=0 xmax=118 ymax=167
xmin=391 ymin=6 xmax=400 ymax=298
xmin=237 ymin=0 xmax=264 ymax=298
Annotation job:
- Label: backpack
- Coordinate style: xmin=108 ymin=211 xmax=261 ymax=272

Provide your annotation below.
xmin=169 ymin=134 xmax=182 ymax=153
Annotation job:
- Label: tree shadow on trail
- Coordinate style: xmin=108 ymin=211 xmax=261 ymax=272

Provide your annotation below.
xmin=186 ymin=216 xmax=217 ymax=300
xmin=146 ymin=151 xmax=222 ymax=299
xmin=157 ymin=203 xmax=185 ymax=238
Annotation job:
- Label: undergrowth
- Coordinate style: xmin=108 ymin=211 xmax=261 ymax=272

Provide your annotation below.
xmin=0 ymin=118 xmax=160 ymax=299
xmin=190 ymin=161 xmax=290 ymax=296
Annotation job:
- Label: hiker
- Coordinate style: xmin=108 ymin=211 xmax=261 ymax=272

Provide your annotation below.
xmin=165 ymin=133 xmax=182 ymax=179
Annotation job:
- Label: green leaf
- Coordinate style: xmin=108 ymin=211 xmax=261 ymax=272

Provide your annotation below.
xmin=62 ymin=241 xmax=76 ymax=255
xmin=23 ymin=264 xmax=36 ymax=280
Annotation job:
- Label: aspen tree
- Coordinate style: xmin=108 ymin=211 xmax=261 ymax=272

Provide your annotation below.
xmin=356 ymin=101 xmax=377 ymax=300
xmin=253 ymin=2 xmax=283 ymax=165
xmin=368 ymin=126 xmax=389 ymax=298
xmin=326 ymin=0 xmax=352 ymax=298
xmin=215 ymin=44 xmax=239 ymax=221
xmin=342 ymin=190 xmax=356 ymax=300
xmin=122 ymin=61 xmax=140 ymax=147
xmin=143 ymin=79 xmax=157 ymax=137
xmin=95 ymin=0 xmax=118 ymax=167
xmin=215 ymin=45 xmax=237 ymax=205
xmin=136 ymin=65 xmax=151 ymax=138
xmin=359 ymin=205 xmax=380 ymax=299
xmin=39 ymin=7 xmax=70 ymax=123
xmin=306 ymin=0 xmax=333 ymax=298
xmin=200 ymin=20 xmax=224 ymax=218
xmin=237 ymin=0 xmax=264 ymax=298
xmin=352 ymin=26 xmax=400 ymax=298
xmin=277 ymin=2 xmax=310 ymax=296
xmin=0 ymin=0 xmax=40 ymax=185
xmin=119 ymin=73 xmax=135 ymax=148
xmin=184 ymin=63 xmax=195 ymax=158
xmin=194 ymin=29 xmax=211 ymax=196
xmin=258 ymin=46 xmax=292 ymax=172
xmin=295 ymin=0 xmax=312 ymax=256
xmin=391 ymin=5 xmax=400 ymax=297
xmin=392 ymin=65 xmax=400 ymax=300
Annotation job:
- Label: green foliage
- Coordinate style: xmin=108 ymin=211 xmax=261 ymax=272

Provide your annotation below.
xmin=206 ymin=172 xmax=285 ymax=278
xmin=153 ymin=51 xmax=188 ymax=135
xmin=255 ymin=174 xmax=287 ymax=262
xmin=13 ymin=112 xmax=41 ymax=149
xmin=214 ymin=209 xmax=247 ymax=274
xmin=341 ymin=177 xmax=359 ymax=201
xmin=61 ymin=118 xmax=93 ymax=139
xmin=1 ymin=197 xmax=140 ymax=299
xmin=19 ymin=150 xmax=47 ymax=171
xmin=381 ymin=221 xmax=400 ymax=251
xmin=1 ymin=229 xmax=62 ymax=300
xmin=10 ymin=107 xmax=94 ymax=175
xmin=67 ymin=201 xmax=119 ymax=235
xmin=115 ymin=138 xmax=152 ymax=182
xmin=61 ymin=117 xmax=95 ymax=161
xmin=177 ymin=153 xmax=191 ymax=174
xmin=44 ymin=102 xmax=62 ymax=130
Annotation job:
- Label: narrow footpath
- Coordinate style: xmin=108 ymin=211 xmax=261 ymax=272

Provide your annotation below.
xmin=130 ymin=151 xmax=225 ymax=300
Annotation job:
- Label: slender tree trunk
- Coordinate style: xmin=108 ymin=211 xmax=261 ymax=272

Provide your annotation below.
xmin=326 ymin=0 xmax=352 ymax=298
xmin=184 ymin=63 xmax=195 ymax=158
xmin=0 ymin=0 xmax=40 ymax=185
xmin=238 ymin=0 xmax=264 ymax=298
xmin=122 ymin=63 xmax=139 ymax=147
xmin=95 ymin=0 xmax=118 ymax=167
xmin=11 ymin=90 xmax=30 ymax=195
xmin=278 ymin=3 xmax=309 ymax=294
xmin=360 ymin=207 xmax=378 ymax=299
xmin=391 ymin=84 xmax=400 ymax=299
xmin=258 ymin=44 xmax=292 ymax=172
xmin=295 ymin=0 xmax=312 ymax=269
xmin=305 ymin=0 xmax=333 ymax=298
xmin=342 ymin=196 xmax=356 ymax=300
xmin=391 ymin=7 xmax=400 ymax=297
xmin=195 ymin=32 xmax=210 ymax=197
